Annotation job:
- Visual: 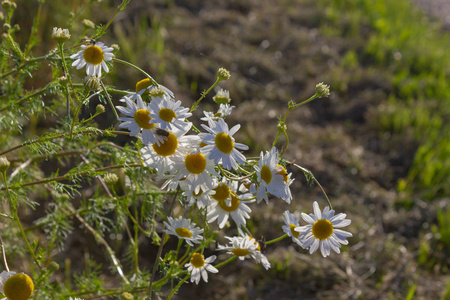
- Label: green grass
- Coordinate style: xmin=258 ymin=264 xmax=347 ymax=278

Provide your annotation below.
xmin=317 ymin=0 xmax=450 ymax=199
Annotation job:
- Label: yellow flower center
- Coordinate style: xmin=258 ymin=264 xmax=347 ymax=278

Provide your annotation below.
xmin=290 ymin=224 xmax=300 ymax=238
xmin=260 ymin=165 xmax=272 ymax=184
xmin=175 ymin=227 xmax=193 ymax=238
xmin=190 ymin=253 xmax=205 ymax=268
xmin=214 ymin=132 xmax=234 ymax=154
xmin=134 ymin=109 xmax=155 ymax=129
xmin=152 ymin=132 xmax=178 ymax=156
xmin=83 ymin=45 xmax=104 ymax=65
xmin=3 ymin=273 xmax=34 ymax=300
xmin=193 ymin=189 xmax=203 ymax=197
xmin=217 ymin=193 xmax=240 ymax=212
xmin=159 ymin=108 xmax=176 ymax=123
xmin=199 ymin=141 xmax=208 ymax=148
xmin=276 ymin=164 xmax=289 ymax=183
xmin=185 ymin=153 xmax=207 ymax=175
xmin=231 ymin=248 xmax=250 ymax=257
xmin=312 ymin=219 xmax=333 ymax=240
xmin=248 ymin=237 xmax=261 ymax=251
xmin=135 ymin=78 xmax=153 ymax=93
xmin=212 ymin=183 xmax=231 ymax=202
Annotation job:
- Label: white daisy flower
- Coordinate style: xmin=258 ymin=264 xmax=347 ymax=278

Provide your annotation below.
xmin=199 ymin=118 xmax=249 ymax=170
xmin=163 ymin=216 xmax=204 ymax=246
xmin=140 ymin=125 xmax=194 ymax=175
xmin=185 ymin=253 xmax=218 ymax=284
xmin=116 ymin=94 xmax=167 ymax=145
xmin=253 ymin=147 xmax=292 ymax=204
xmin=135 ymin=78 xmax=174 ymax=99
xmin=148 ymin=95 xmax=192 ymax=131
xmin=235 ymin=233 xmax=271 ymax=270
xmin=170 ymin=150 xmax=220 ymax=194
xmin=180 ymin=181 xmax=217 ymax=209
xmin=281 ymin=210 xmax=304 ymax=247
xmin=70 ymin=41 xmax=114 ymax=77
xmin=0 ymin=271 xmax=34 ymax=300
xmin=217 ymin=236 xmax=258 ymax=260
xmin=200 ymin=104 xmax=235 ymax=122
xmin=295 ymin=201 xmax=352 ymax=257
xmin=207 ymin=179 xmax=254 ymax=228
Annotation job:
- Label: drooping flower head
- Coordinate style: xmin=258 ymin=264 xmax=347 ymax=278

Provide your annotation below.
xmin=185 ymin=253 xmax=218 ymax=284
xmin=217 ymin=236 xmax=258 ymax=260
xmin=281 ymin=210 xmax=304 ymax=247
xmin=295 ymin=201 xmax=352 ymax=257
xmin=135 ymin=78 xmax=174 ymax=99
xmin=254 ymin=147 xmax=292 ymax=204
xmin=199 ymin=118 xmax=248 ymax=170
xmin=70 ymin=41 xmax=114 ymax=77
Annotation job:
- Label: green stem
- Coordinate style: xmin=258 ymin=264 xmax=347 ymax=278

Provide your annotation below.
xmin=100 ymin=81 xmax=119 ymax=120
xmin=167 ymin=275 xmax=190 ymax=300
xmin=265 ymin=233 xmax=288 ymax=245
xmin=177 ymin=245 xmax=191 ymax=264
xmin=70 ymin=91 xmax=99 ymax=139
xmin=292 ymin=163 xmax=332 ymax=209
xmin=113 ymin=58 xmax=158 ymax=86
xmin=2 ymin=171 xmax=42 ymax=271
xmin=215 ymin=255 xmax=237 ymax=269
xmin=190 ymin=77 xmax=221 ymax=112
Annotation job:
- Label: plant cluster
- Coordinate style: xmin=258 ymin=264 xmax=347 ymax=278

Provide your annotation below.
xmin=0 ymin=1 xmax=351 ymax=299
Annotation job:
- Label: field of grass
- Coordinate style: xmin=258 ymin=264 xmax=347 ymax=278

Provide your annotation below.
xmin=0 ymin=0 xmax=449 ymax=299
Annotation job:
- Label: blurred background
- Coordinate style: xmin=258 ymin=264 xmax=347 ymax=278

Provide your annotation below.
xmin=7 ymin=0 xmax=450 ymax=299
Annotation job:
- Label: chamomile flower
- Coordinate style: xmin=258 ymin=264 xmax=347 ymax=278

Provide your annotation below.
xmin=171 ymin=151 xmax=219 ymax=194
xmin=163 ymin=216 xmax=204 ymax=246
xmin=135 ymin=78 xmax=174 ymax=99
xmin=295 ymin=201 xmax=352 ymax=257
xmin=217 ymin=236 xmax=258 ymax=260
xmin=0 ymin=271 xmax=34 ymax=300
xmin=200 ymin=104 xmax=235 ymax=122
xmin=199 ymin=118 xmax=249 ymax=170
xmin=116 ymin=94 xmax=166 ymax=145
xmin=207 ymin=179 xmax=254 ymax=228
xmin=254 ymin=147 xmax=291 ymax=204
xmin=148 ymin=96 xmax=192 ymax=131
xmin=140 ymin=125 xmax=194 ymax=174
xmin=185 ymin=253 xmax=218 ymax=284
xmin=70 ymin=41 xmax=114 ymax=77
xmin=282 ymin=210 xmax=304 ymax=247
xmin=181 ymin=182 xmax=217 ymax=209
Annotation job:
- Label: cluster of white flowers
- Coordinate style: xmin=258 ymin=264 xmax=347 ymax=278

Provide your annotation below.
xmin=69 ymin=40 xmax=351 ymax=286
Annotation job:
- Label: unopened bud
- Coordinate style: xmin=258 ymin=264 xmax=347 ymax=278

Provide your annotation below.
xmin=96 ymin=104 xmax=105 ymax=114
xmin=82 ymin=19 xmax=95 ymax=29
xmin=48 ymin=262 xmax=59 ymax=272
xmin=315 ymin=82 xmax=330 ymax=98
xmin=121 ymin=292 xmax=133 ymax=300
xmin=51 ymin=27 xmax=71 ymax=43
xmin=213 ymin=89 xmax=231 ymax=105
xmin=217 ymin=67 xmax=230 ymax=81
xmin=57 ymin=76 xmax=68 ymax=86
xmin=83 ymin=75 xmax=101 ymax=90
xmin=3 ymin=23 xmax=11 ymax=32
xmin=0 ymin=156 xmax=10 ymax=172
xmin=111 ymin=44 xmax=120 ymax=53
xmin=103 ymin=173 xmax=118 ymax=186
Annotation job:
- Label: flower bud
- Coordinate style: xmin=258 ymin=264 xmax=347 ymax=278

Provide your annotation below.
xmin=82 ymin=19 xmax=95 ymax=29
xmin=0 ymin=156 xmax=10 ymax=172
xmin=315 ymin=82 xmax=330 ymax=98
xmin=51 ymin=27 xmax=71 ymax=43
xmin=213 ymin=89 xmax=231 ymax=105
xmin=103 ymin=173 xmax=119 ymax=186
xmin=48 ymin=261 xmax=59 ymax=272
xmin=3 ymin=23 xmax=11 ymax=32
xmin=111 ymin=44 xmax=120 ymax=53
xmin=96 ymin=104 xmax=105 ymax=114
xmin=83 ymin=75 xmax=101 ymax=91
xmin=217 ymin=67 xmax=230 ymax=81
xmin=121 ymin=292 xmax=133 ymax=300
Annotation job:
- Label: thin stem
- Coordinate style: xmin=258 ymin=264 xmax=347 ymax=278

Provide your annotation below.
xmin=292 ymin=163 xmax=332 ymax=209
xmin=0 ymin=235 xmax=10 ymax=271
xmin=70 ymin=91 xmax=100 ymax=139
xmin=167 ymin=275 xmax=190 ymax=300
xmin=113 ymin=58 xmax=158 ymax=86
xmin=265 ymin=233 xmax=288 ymax=245
xmin=100 ymin=81 xmax=119 ymax=120
xmin=2 ymin=171 xmax=42 ymax=271
xmin=214 ymin=255 xmax=237 ymax=269
xmin=190 ymin=77 xmax=221 ymax=112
